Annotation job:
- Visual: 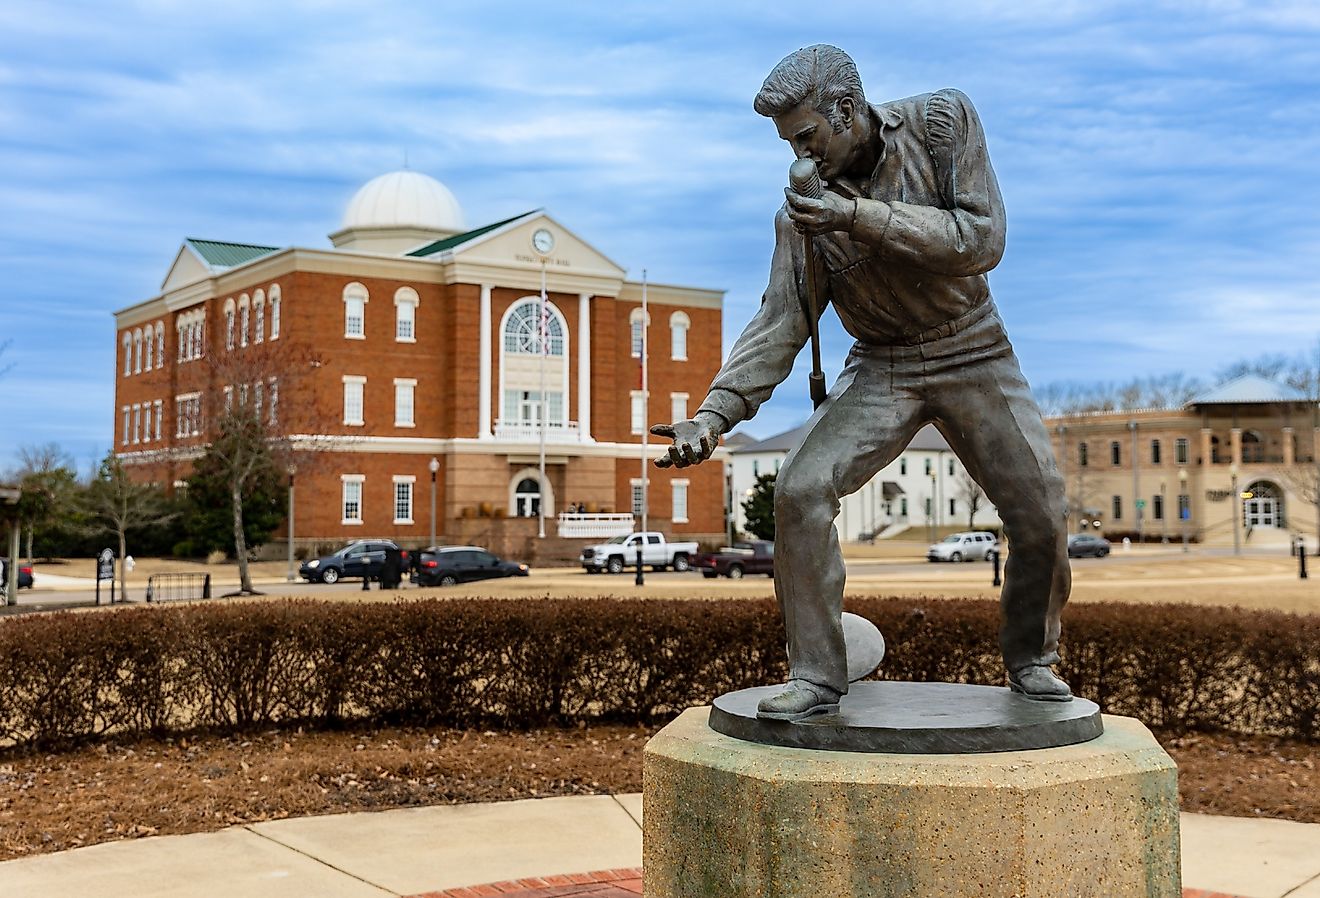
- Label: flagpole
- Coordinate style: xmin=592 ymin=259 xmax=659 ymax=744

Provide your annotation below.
xmin=538 ymin=258 xmax=548 ymax=539
xmin=641 ymin=269 xmax=649 ymax=540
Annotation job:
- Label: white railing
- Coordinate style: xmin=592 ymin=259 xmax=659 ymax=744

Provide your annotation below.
xmin=493 ymin=419 xmax=582 ymax=443
xmin=558 ymin=513 xmax=635 ymax=539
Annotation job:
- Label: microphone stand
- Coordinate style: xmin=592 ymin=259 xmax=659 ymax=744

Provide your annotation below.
xmin=789 ymin=159 xmax=828 ymax=409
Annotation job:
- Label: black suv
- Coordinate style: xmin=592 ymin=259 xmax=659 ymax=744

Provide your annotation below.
xmin=411 ymin=546 xmax=529 ymax=587
xmin=300 ymin=540 xmax=408 ymax=584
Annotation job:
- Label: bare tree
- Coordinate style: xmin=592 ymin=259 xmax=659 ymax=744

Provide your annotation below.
xmin=14 ymin=443 xmax=78 ymax=561
xmin=955 ymin=469 xmax=985 ymax=529
xmin=83 ymin=453 xmax=176 ymax=591
xmin=198 ymin=339 xmax=326 ymax=594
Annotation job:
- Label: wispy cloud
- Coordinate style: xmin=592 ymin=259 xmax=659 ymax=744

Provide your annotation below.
xmin=1 ymin=0 xmax=1319 ymax=455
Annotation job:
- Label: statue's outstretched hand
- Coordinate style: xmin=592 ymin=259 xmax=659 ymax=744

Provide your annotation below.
xmin=651 ymin=415 xmax=722 ymax=469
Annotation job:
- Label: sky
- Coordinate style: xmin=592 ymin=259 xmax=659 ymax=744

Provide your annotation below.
xmin=2 ymin=0 xmax=1319 ymax=470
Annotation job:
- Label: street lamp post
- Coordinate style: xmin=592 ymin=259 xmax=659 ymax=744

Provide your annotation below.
xmin=1230 ymin=463 xmax=1241 ymax=556
xmin=1178 ymin=468 xmax=1189 ymax=553
xmin=1160 ymin=480 xmax=1169 ymax=543
xmin=428 ymin=457 xmax=439 ymax=549
xmin=285 ymin=463 xmax=297 ymax=582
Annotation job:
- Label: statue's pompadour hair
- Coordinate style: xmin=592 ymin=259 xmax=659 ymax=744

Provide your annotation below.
xmin=753 ymin=44 xmax=865 ymax=132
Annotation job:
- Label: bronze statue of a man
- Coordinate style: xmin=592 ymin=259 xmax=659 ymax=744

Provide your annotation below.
xmin=653 ymin=44 xmax=1072 ymax=721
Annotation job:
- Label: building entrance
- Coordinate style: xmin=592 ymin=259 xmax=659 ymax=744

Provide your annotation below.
xmin=1243 ymin=481 xmax=1283 ymax=529
xmin=515 ymin=477 xmax=541 ymax=517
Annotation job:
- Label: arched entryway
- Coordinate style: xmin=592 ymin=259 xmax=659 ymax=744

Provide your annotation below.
xmin=507 ymin=468 xmax=556 ymax=519
xmin=1242 ymin=480 xmax=1284 ymax=530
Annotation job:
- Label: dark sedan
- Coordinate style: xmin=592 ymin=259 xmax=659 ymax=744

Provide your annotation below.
xmin=299 ymin=540 xmax=408 ymax=584
xmin=412 ymin=546 xmax=529 ymax=587
xmin=1 ymin=559 xmax=34 ymax=589
xmin=1067 ymin=534 xmax=1111 ymax=558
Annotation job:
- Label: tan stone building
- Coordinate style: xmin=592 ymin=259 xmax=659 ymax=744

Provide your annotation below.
xmin=111 ymin=171 xmax=726 ymax=557
xmin=1046 ymin=375 xmax=1320 ymax=548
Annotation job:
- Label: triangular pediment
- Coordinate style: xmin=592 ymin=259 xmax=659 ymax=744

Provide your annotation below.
xmin=161 ymin=244 xmax=212 ymax=291
xmin=437 ymin=211 xmax=627 ymax=280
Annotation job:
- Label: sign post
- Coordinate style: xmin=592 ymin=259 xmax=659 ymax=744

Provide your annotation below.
xmin=96 ymin=548 xmax=115 ymax=606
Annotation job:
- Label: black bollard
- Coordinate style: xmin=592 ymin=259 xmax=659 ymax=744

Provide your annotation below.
xmin=991 ymin=548 xmax=1002 ymax=587
xmin=635 ymin=545 xmax=645 ymax=586
xmin=1301 ymin=543 xmax=1309 ymax=580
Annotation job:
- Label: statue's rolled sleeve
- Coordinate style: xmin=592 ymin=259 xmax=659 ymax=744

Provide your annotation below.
xmin=860 ymin=89 xmax=1006 ymax=277
xmin=697 ymin=208 xmax=812 ymax=430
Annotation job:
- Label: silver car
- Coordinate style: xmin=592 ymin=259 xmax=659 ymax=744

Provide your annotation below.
xmin=927 ymin=531 xmax=999 ymax=562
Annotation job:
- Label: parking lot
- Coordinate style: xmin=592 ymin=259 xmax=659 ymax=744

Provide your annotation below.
xmin=9 ymin=544 xmax=1317 ymax=615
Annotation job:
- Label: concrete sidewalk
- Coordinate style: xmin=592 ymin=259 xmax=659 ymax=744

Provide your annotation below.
xmin=0 ymin=796 xmax=1316 ymax=898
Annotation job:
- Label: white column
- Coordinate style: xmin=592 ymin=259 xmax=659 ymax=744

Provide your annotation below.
xmin=478 ymin=284 xmax=492 ymax=439
xmin=578 ymin=292 xmax=592 ymax=441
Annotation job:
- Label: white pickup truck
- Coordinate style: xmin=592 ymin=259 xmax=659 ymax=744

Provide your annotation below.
xmin=580 ymin=532 xmax=700 ymax=574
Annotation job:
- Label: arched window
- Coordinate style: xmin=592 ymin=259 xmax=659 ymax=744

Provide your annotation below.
xmin=503 ymin=298 xmax=565 ymax=356
xmin=224 ymin=299 xmax=236 ymax=351
xmin=269 ymin=285 xmax=281 ymax=339
xmin=629 ymin=307 xmax=650 ymax=358
xmin=122 ymin=333 xmax=132 ymax=376
xmin=133 ymin=329 xmax=143 ymax=373
xmin=394 ymin=286 xmax=419 ymax=342
xmin=669 ymin=311 xmax=690 ymax=361
xmin=155 ymin=322 xmax=165 ymax=368
xmin=1242 ymin=430 xmax=1264 ymax=464
xmin=253 ymin=290 xmax=265 ymax=343
xmin=343 ymin=282 xmax=368 ymax=338
xmin=514 ymin=477 xmax=541 ymax=517
xmin=239 ymin=295 xmax=250 ymax=347
xmin=144 ymin=327 xmax=153 ymax=370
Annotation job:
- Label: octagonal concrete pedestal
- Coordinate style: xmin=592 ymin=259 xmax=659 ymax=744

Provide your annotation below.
xmin=643 ymin=707 xmax=1180 ymax=898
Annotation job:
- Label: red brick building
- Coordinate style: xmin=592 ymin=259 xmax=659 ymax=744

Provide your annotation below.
xmin=112 ymin=171 xmax=726 ymax=558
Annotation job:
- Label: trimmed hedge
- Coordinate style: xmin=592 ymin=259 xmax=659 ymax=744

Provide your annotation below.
xmin=0 ymin=597 xmax=1316 ymax=750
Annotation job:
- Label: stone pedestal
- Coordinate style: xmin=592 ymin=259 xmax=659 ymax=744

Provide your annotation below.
xmin=643 ymin=707 xmax=1180 ymax=898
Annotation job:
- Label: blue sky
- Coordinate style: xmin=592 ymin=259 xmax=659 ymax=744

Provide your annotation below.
xmin=2 ymin=0 xmax=1319 ymax=470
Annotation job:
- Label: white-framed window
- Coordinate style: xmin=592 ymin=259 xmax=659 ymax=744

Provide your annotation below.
xmin=629 ymin=307 xmax=649 ymax=358
xmin=631 ymin=478 xmax=647 ymax=516
xmin=503 ymin=298 xmax=565 ymax=355
xmin=133 ymin=329 xmax=143 ymax=373
xmin=154 ymin=399 xmax=163 ymax=441
xmin=394 ymin=287 xmax=418 ymax=342
xmin=223 ymin=385 xmax=234 ymax=412
xmin=268 ymin=377 xmax=278 ymax=426
xmin=631 ymin=391 xmax=646 ymax=435
xmin=132 ymin=404 xmax=141 ymax=443
xmin=394 ymin=378 xmax=416 ymax=427
xmin=670 ymin=311 xmax=690 ymax=361
xmin=122 ymin=334 xmax=131 ymax=376
xmin=342 ymin=474 xmax=364 ymax=525
xmin=144 ymin=329 xmax=153 ymax=371
xmin=175 ymin=393 xmax=202 ymax=437
xmin=224 ymin=299 xmax=236 ymax=351
xmin=343 ymin=375 xmax=365 ymax=426
xmin=343 ymin=282 xmax=368 ymax=339
xmin=254 ymin=292 xmax=265 ymax=343
xmin=254 ymin=380 xmax=264 ymax=420
xmin=670 ymin=392 xmax=688 ymax=424
xmin=121 ymin=405 xmax=129 ymax=444
xmin=239 ymin=296 xmax=250 ymax=347
xmin=672 ymin=479 xmax=689 ymax=524
xmin=156 ymin=322 xmax=165 ymax=368
xmin=392 ymin=475 xmax=415 ymax=524
xmin=269 ymin=286 xmax=281 ymax=339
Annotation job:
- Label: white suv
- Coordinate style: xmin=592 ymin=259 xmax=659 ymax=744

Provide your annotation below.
xmin=927 ymin=531 xmax=999 ymax=562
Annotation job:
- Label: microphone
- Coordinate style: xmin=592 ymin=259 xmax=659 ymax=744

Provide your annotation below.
xmin=788 ymin=158 xmax=823 ymax=200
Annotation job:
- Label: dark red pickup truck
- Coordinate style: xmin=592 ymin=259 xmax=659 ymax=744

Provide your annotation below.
xmin=693 ymin=540 xmax=775 ymax=579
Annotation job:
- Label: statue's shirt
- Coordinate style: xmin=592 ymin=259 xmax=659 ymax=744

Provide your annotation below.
xmin=700 ymin=89 xmax=1008 ymax=428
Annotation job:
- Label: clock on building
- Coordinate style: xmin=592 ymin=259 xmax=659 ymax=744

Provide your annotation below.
xmin=531 ymin=228 xmax=555 ymax=256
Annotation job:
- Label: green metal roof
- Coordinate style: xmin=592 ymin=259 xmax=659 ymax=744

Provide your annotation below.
xmin=406 ymin=211 xmax=537 ymax=258
xmin=186 ymin=238 xmax=281 ymax=269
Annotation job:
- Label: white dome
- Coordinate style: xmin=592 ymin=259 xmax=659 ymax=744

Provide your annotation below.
xmin=341 ymin=170 xmax=465 ymax=233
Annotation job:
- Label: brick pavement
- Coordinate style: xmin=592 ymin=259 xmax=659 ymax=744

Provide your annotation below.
xmin=410 ymin=870 xmax=1241 ymax=897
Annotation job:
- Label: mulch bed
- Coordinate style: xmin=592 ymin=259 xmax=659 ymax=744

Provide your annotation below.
xmin=0 ymin=723 xmax=1315 ymax=862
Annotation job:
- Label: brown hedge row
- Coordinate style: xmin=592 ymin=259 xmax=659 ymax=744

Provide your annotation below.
xmin=0 ymin=597 xmax=1316 ymax=750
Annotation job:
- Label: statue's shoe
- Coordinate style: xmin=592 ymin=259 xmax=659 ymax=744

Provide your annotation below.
xmin=1008 ymin=665 xmax=1073 ymax=702
xmin=756 ymin=680 xmax=842 ymax=721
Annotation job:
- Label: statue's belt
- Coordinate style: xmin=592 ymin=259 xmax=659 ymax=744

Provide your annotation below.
xmin=893 ymin=300 xmax=994 ymax=346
